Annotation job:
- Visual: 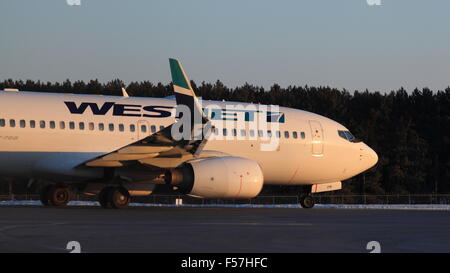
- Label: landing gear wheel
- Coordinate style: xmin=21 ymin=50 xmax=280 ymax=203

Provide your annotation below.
xmin=40 ymin=185 xmax=53 ymax=206
xmin=108 ymin=187 xmax=131 ymax=209
xmin=47 ymin=186 xmax=70 ymax=206
xmin=98 ymin=186 xmax=114 ymax=208
xmin=99 ymin=187 xmax=130 ymax=209
xmin=300 ymin=195 xmax=315 ymax=209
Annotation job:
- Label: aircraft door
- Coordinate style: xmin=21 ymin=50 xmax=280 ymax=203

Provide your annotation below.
xmin=309 ymin=120 xmax=324 ymax=156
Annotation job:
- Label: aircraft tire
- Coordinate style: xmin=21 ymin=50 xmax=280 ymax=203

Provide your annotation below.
xmin=107 ymin=187 xmax=131 ymax=209
xmin=300 ymin=195 xmax=315 ymax=209
xmin=48 ymin=186 xmax=70 ymax=206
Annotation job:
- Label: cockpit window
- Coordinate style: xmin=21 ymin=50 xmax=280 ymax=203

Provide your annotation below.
xmin=344 ymin=131 xmax=355 ymax=142
xmin=338 ymin=130 xmax=360 ymax=143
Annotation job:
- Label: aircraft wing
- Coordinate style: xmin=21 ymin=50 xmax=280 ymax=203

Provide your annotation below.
xmin=84 ymin=59 xmax=212 ymax=169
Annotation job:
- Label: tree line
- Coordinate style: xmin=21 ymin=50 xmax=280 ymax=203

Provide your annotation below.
xmin=0 ymin=79 xmax=449 ymax=195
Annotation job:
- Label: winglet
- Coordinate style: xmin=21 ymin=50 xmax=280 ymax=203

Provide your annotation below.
xmin=169 ymin=58 xmax=211 ymax=147
xmin=169 ymin=58 xmax=195 ymax=96
xmin=121 ymin=87 xmax=129 ymax=98
xmin=169 ymin=58 xmax=206 ymax=118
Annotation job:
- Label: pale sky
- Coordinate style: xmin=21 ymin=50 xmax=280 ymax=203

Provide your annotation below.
xmin=1 ymin=0 xmax=449 ymax=92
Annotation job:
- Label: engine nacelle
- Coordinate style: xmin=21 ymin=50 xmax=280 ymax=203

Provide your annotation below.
xmin=165 ymin=156 xmax=264 ymax=199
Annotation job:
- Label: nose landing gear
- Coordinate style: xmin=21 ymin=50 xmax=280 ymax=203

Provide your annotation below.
xmin=299 ymin=194 xmax=315 ymax=209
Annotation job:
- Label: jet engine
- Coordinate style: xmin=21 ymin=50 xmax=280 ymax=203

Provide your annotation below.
xmin=165 ymin=156 xmax=264 ymax=199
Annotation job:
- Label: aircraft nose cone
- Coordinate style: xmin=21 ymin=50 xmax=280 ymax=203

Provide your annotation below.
xmin=366 ymin=146 xmax=378 ymax=168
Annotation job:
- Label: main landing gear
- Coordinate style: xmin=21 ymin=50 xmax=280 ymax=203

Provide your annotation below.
xmin=98 ymin=186 xmax=131 ymax=209
xmin=299 ymin=194 xmax=315 ymax=209
xmin=40 ymin=185 xmax=71 ymax=206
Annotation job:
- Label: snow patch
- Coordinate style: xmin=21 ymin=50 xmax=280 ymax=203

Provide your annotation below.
xmin=1 ymin=200 xmax=450 ymax=210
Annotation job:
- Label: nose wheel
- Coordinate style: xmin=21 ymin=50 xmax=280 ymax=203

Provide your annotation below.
xmin=300 ymin=194 xmax=315 ymax=209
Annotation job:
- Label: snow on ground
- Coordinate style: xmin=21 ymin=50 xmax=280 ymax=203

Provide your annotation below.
xmin=1 ymin=200 xmax=450 ymax=210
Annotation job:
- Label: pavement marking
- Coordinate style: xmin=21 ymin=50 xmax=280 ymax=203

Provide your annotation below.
xmin=198 ymin=222 xmax=313 ymax=226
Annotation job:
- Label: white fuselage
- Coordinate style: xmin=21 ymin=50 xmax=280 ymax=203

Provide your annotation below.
xmin=0 ymin=90 xmax=378 ymax=186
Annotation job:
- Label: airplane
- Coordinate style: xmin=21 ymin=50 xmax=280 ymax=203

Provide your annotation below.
xmin=0 ymin=59 xmax=378 ymax=209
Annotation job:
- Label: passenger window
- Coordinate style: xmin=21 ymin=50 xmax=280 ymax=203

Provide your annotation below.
xmin=223 ymin=128 xmax=227 ymax=136
xmin=232 ymin=129 xmax=237 ymax=136
xmin=141 ymin=125 xmax=147 ymax=133
xmin=284 ymin=131 xmax=289 ymax=138
xmin=109 ymin=124 xmax=114 ymax=131
xmin=69 ymin=122 xmax=75 ymax=130
xmin=0 ymin=119 xmax=4 ymax=127
xmin=214 ymin=127 xmax=219 ymax=135
xmin=119 ymin=124 xmax=124 ymax=132
xmin=267 ymin=130 xmax=272 ymax=138
xmin=20 ymin=120 xmax=26 ymax=128
xmin=98 ymin=123 xmax=104 ymax=131
xmin=276 ymin=131 xmax=281 ymax=138
xmin=240 ymin=129 xmax=246 ymax=137
xmin=50 ymin=121 xmax=55 ymax=129
xmin=160 ymin=125 xmax=164 ymax=131
xmin=39 ymin=120 xmax=45 ymax=129
xmin=258 ymin=130 xmax=263 ymax=138
xmin=301 ymin=132 xmax=306 ymax=139
xmin=10 ymin=119 xmax=16 ymax=127
xmin=30 ymin=120 xmax=36 ymax=128
xmin=89 ymin=122 xmax=94 ymax=130
xmin=293 ymin=131 xmax=298 ymax=139
xmin=60 ymin=121 xmax=65 ymax=129
xmin=130 ymin=124 xmax=136 ymax=132
xmin=151 ymin=125 xmax=156 ymax=133
xmin=79 ymin=122 xmax=85 ymax=130
xmin=249 ymin=130 xmax=255 ymax=137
